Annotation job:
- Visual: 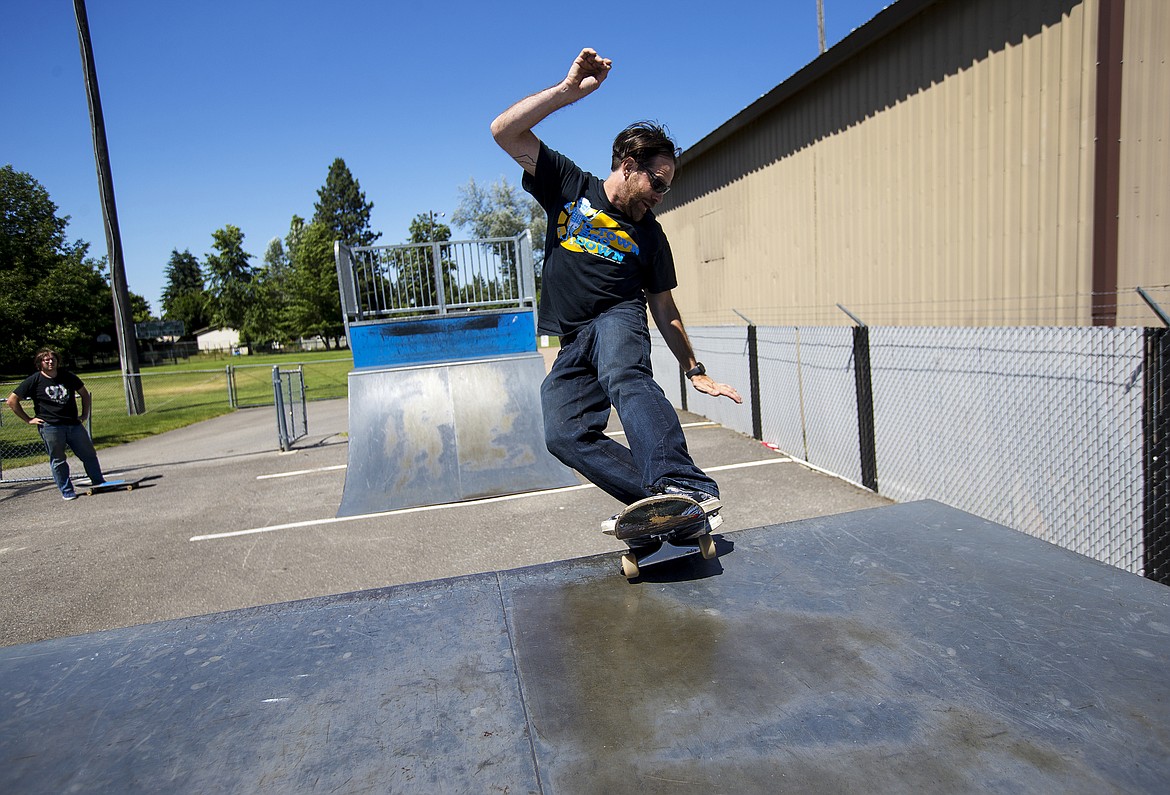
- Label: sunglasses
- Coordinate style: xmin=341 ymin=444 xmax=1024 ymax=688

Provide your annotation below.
xmin=639 ymin=164 xmax=672 ymax=196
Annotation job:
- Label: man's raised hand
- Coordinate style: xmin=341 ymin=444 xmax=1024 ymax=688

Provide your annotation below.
xmin=566 ymin=48 xmax=612 ymax=96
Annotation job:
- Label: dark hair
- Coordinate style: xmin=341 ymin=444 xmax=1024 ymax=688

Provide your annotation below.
xmin=34 ymin=347 xmax=60 ymax=365
xmin=611 ymin=121 xmax=681 ymax=171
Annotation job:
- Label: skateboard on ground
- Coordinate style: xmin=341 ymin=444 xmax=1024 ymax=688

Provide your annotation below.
xmin=602 ymin=494 xmax=722 ymax=580
xmin=83 ymin=478 xmax=144 ymax=496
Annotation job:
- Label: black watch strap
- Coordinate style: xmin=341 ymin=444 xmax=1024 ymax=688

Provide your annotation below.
xmin=685 ymin=362 xmax=706 ymax=379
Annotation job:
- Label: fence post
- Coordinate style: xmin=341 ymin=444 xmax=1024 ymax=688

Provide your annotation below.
xmin=733 ymin=310 xmax=763 ymax=440
xmin=1144 ymin=328 xmax=1169 ymax=584
xmin=226 ymin=365 xmax=236 ymax=409
xmin=852 ymin=326 xmax=879 ymax=492
xmin=273 ymin=366 xmax=289 ymax=451
xmin=839 ymin=305 xmax=878 ymax=492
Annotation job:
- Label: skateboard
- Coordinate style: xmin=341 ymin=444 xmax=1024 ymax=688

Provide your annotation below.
xmin=83 ymin=478 xmax=143 ymax=496
xmin=602 ymin=494 xmax=722 ymax=580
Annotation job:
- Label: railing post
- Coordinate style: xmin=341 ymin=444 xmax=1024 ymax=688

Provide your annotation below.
xmin=432 ymin=242 xmax=447 ymax=314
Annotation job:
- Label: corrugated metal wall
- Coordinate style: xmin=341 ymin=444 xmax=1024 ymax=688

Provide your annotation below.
xmin=1118 ymin=0 xmax=1170 ymax=324
xmin=660 ymin=0 xmax=1168 ymax=327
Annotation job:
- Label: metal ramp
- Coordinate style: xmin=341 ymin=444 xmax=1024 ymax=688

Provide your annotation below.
xmin=3 ymin=501 xmax=1169 ymax=793
xmin=336 ymin=352 xmax=579 ymax=516
xmin=333 ymin=231 xmax=578 ymax=517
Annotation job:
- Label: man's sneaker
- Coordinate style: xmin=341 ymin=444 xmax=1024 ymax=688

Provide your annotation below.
xmin=654 ymin=484 xmax=722 ymax=515
xmin=602 ymin=512 xmax=621 ymax=536
xmin=62 ymin=493 xmax=79 ymax=501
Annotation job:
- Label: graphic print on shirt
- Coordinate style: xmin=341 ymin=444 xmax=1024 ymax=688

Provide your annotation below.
xmin=45 ymin=384 xmax=69 ymax=403
xmin=556 ymin=197 xmax=639 ymax=263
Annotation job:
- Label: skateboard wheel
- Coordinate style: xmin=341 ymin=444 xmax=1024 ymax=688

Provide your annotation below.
xmin=699 ymin=534 xmax=717 ymax=560
xmin=125 ymin=485 xmax=134 ymax=491
xmin=620 ymin=553 xmax=640 ymax=579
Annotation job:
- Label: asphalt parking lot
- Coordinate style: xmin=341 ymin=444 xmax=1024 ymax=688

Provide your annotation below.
xmin=0 ymin=383 xmax=890 ymax=648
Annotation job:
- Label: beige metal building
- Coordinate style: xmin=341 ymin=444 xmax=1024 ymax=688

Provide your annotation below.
xmin=658 ymin=0 xmax=1168 ymax=327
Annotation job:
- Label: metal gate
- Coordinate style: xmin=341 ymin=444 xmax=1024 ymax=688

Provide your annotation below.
xmin=273 ymin=366 xmax=307 ymax=452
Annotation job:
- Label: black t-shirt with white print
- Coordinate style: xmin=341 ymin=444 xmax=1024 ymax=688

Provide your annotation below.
xmin=522 ymin=142 xmax=678 ymax=337
xmin=14 ymin=370 xmax=85 ymax=426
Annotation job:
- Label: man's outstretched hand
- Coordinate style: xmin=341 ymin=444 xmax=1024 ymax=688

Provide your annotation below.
xmin=691 ymin=375 xmax=743 ymax=404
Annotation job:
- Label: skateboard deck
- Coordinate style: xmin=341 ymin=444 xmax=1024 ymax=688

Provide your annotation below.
xmin=603 ymin=494 xmax=720 ymax=540
xmin=83 ymin=478 xmax=143 ymax=496
xmin=603 ymin=494 xmax=722 ymax=579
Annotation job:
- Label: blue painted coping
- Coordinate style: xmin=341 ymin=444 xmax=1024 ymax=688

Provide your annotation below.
xmin=350 ymin=310 xmax=537 ymax=369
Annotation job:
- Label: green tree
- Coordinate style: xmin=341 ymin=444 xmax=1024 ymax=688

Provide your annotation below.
xmin=248 ymin=236 xmax=293 ymax=348
xmin=203 ymin=225 xmax=255 ymax=350
xmin=161 ymin=249 xmax=208 ymax=336
xmin=452 ymin=176 xmax=544 ymax=245
xmin=452 ymin=176 xmax=546 ymax=294
xmin=129 ymin=293 xmax=153 ymax=324
xmin=313 ymin=158 xmax=380 ymax=247
xmin=0 ymin=165 xmax=124 ymax=371
xmin=286 ymin=219 xmax=345 ymax=348
xmin=397 ymin=213 xmax=457 ymax=310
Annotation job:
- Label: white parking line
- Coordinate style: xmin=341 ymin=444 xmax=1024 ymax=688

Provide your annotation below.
xmin=606 ymin=420 xmax=718 ymax=439
xmin=253 ymin=422 xmax=722 ymax=481
xmin=192 ymin=456 xmax=791 ymax=542
xmin=257 ymin=465 xmax=348 ymax=480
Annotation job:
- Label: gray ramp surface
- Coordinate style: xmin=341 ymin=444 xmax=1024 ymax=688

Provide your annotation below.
xmin=3 ymin=501 xmax=1170 ymax=793
xmin=338 ymin=353 xmax=579 ymax=517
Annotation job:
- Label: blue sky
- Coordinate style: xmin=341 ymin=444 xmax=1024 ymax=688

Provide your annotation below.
xmin=2 ymin=1 xmax=892 ymax=313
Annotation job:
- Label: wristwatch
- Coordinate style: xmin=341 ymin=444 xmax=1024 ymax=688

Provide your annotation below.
xmin=685 ymin=362 xmax=706 ymax=379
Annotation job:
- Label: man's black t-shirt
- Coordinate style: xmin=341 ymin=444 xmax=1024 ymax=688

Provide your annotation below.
xmin=14 ymin=370 xmax=85 ymax=425
xmin=522 ymin=143 xmax=678 ymax=336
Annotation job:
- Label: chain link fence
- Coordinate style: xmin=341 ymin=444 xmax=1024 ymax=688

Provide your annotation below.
xmin=654 ymin=323 xmax=1169 ymax=585
xmin=1 ymin=359 xmax=348 ymax=482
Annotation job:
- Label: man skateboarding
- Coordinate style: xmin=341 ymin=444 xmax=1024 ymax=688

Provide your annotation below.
xmin=491 ymin=48 xmax=742 ymax=552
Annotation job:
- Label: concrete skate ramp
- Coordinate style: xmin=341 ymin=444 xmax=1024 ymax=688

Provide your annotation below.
xmin=4 ymin=501 xmax=1170 ymax=793
xmin=337 ymin=352 xmax=578 ymax=517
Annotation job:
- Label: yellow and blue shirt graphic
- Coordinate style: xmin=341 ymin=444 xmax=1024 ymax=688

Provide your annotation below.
xmin=556 ymin=197 xmax=639 ymax=263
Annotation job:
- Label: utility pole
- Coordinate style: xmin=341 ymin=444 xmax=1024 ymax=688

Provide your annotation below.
xmin=817 ymin=0 xmax=827 ymax=54
xmin=73 ymin=0 xmax=145 ymax=414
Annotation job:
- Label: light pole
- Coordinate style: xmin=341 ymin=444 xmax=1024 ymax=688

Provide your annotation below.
xmin=426 ymin=211 xmax=447 ymax=313
xmin=817 ymin=0 xmax=826 ymax=54
xmin=427 ymin=210 xmax=446 ymax=242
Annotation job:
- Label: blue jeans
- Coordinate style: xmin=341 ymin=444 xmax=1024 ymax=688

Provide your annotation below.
xmin=39 ymin=423 xmax=105 ymax=497
xmin=541 ymin=302 xmax=718 ymax=505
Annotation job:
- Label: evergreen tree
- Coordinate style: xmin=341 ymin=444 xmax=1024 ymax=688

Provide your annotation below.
xmin=312 ymin=158 xmax=380 ymax=247
xmin=286 ymin=219 xmax=344 ymax=348
xmin=161 ymin=249 xmax=208 ymax=336
xmin=253 ymin=236 xmax=292 ymax=346
xmin=203 ymin=225 xmax=254 ymax=349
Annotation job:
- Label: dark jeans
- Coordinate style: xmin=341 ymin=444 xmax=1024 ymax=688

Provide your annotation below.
xmin=39 ymin=423 xmax=105 ymax=497
xmin=540 ymin=302 xmax=718 ymax=505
